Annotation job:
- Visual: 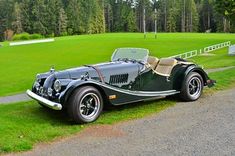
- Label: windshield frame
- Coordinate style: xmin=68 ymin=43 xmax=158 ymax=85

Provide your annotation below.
xmin=111 ymin=48 xmax=149 ymax=62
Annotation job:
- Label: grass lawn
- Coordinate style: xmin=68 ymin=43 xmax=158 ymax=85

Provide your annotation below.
xmin=0 ymin=100 xmax=174 ymax=153
xmin=192 ymin=48 xmax=235 ymax=69
xmin=0 ymin=66 xmax=235 ymax=154
xmin=208 ymin=67 xmax=235 ymax=90
xmin=0 ymin=33 xmax=235 ymax=96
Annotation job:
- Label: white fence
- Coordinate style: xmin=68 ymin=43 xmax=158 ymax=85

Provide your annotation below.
xmin=170 ymin=41 xmax=231 ymax=59
xmin=9 ymin=38 xmax=55 ymax=46
xmin=171 ymin=50 xmax=198 ymax=59
xmin=204 ymin=41 xmax=231 ymax=53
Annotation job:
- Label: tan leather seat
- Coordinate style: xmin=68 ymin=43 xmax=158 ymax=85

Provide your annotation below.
xmin=147 ymin=56 xmax=159 ymax=69
xmin=154 ymin=58 xmax=177 ymax=77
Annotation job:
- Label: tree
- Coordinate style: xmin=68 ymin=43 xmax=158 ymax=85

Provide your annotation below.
xmin=20 ymin=0 xmax=32 ymax=34
xmin=181 ymin=0 xmax=186 ymax=32
xmin=58 ymin=7 xmax=68 ymax=35
xmin=186 ymin=0 xmax=199 ymax=32
xmin=89 ymin=0 xmax=105 ymax=33
xmin=1 ymin=0 xmax=235 ymax=41
xmin=12 ymin=2 xmax=23 ymax=34
xmin=215 ymin=0 xmax=235 ymax=21
xmin=0 ymin=0 xmax=14 ymax=41
xmin=31 ymin=0 xmax=47 ymax=34
xmin=167 ymin=8 xmax=177 ymax=32
xmin=104 ymin=0 xmax=113 ymax=32
xmin=66 ymin=0 xmax=80 ymax=34
xmin=136 ymin=0 xmax=152 ymax=32
xmin=215 ymin=0 xmax=235 ymax=32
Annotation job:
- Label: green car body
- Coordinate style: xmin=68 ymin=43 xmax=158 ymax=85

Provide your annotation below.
xmin=27 ymin=48 xmax=215 ymax=123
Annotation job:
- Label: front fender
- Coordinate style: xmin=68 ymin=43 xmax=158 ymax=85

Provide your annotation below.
xmin=59 ymin=79 xmax=105 ymax=106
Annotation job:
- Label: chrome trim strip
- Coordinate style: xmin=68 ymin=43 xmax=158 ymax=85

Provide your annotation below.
xmin=26 ymin=90 xmax=62 ymax=110
xmin=89 ymin=80 xmax=180 ymax=97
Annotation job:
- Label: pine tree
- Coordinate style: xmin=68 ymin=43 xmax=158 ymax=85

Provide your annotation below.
xmin=215 ymin=0 xmax=235 ymax=32
xmin=12 ymin=2 xmax=23 ymax=34
xmin=1 ymin=0 xmax=235 ymax=40
xmin=90 ymin=0 xmax=105 ymax=33
xmin=20 ymin=0 xmax=32 ymax=34
xmin=66 ymin=0 xmax=80 ymax=34
xmin=0 ymin=0 xmax=14 ymax=41
xmin=45 ymin=0 xmax=58 ymax=36
xmin=58 ymin=7 xmax=68 ymax=35
xmin=31 ymin=0 xmax=47 ymax=34
xmin=191 ymin=0 xmax=199 ymax=32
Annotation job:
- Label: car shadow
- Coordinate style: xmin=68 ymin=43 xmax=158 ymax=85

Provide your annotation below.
xmin=34 ymin=96 xmax=179 ymax=125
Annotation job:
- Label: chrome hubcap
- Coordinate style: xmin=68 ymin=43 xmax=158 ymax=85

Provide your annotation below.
xmin=79 ymin=93 xmax=100 ymax=120
xmin=188 ymin=77 xmax=202 ymax=98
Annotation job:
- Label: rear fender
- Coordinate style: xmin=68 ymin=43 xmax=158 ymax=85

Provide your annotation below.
xmin=173 ymin=65 xmax=210 ymax=90
xmin=184 ymin=66 xmax=209 ymax=86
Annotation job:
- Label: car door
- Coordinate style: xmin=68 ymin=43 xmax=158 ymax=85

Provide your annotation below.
xmin=138 ymin=69 xmax=173 ymax=91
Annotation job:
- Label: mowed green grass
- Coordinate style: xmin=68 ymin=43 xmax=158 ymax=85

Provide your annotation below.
xmin=208 ymin=67 xmax=235 ymax=90
xmin=192 ymin=48 xmax=235 ymax=69
xmin=0 ymin=33 xmax=235 ymax=96
xmin=1 ymin=66 xmax=235 ymax=154
xmin=0 ymin=100 xmax=174 ymax=153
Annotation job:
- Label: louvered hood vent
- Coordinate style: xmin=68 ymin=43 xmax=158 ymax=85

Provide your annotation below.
xmin=109 ymin=74 xmax=129 ymax=84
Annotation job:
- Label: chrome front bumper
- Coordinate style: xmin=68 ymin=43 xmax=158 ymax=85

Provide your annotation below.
xmin=26 ymin=90 xmax=62 ymax=110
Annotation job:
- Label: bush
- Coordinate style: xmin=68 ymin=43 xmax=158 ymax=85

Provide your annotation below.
xmin=45 ymin=33 xmax=54 ymax=38
xmin=29 ymin=34 xmax=44 ymax=40
xmin=12 ymin=34 xmax=20 ymax=41
xmin=13 ymin=33 xmax=30 ymax=41
xmin=12 ymin=33 xmax=44 ymax=41
xmin=61 ymin=32 xmax=68 ymax=36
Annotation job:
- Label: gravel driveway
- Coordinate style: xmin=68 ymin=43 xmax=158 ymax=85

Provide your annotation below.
xmin=9 ymin=88 xmax=235 ymax=156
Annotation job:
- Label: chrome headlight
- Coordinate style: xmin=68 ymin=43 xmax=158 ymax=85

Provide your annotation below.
xmin=54 ymin=80 xmax=61 ymax=92
xmin=34 ymin=82 xmax=40 ymax=91
xmin=36 ymin=74 xmax=41 ymax=83
xmin=47 ymin=88 xmax=53 ymax=97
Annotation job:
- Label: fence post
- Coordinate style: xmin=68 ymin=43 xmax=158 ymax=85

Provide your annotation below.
xmin=170 ymin=41 xmax=231 ymax=59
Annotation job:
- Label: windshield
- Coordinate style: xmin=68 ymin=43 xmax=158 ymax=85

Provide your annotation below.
xmin=111 ymin=48 xmax=149 ymax=62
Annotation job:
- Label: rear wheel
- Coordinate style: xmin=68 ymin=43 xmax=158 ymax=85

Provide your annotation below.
xmin=68 ymin=86 xmax=103 ymax=124
xmin=180 ymin=72 xmax=203 ymax=101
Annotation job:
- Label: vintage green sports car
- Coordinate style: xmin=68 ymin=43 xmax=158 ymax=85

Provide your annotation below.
xmin=27 ymin=48 xmax=215 ymax=123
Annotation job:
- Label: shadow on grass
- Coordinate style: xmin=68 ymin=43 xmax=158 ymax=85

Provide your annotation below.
xmin=35 ymin=107 xmax=72 ymax=124
xmin=33 ymin=97 xmax=177 ymax=126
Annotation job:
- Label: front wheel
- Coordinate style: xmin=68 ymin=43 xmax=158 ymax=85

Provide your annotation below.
xmin=180 ymin=72 xmax=203 ymax=101
xmin=68 ymin=86 xmax=103 ymax=124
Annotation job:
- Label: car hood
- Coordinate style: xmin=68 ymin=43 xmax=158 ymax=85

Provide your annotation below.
xmin=54 ymin=61 xmax=142 ymax=81
xmin=37 ymin=61 xmax=142 ymax=89
xmin=34 ymin=61 xmax=143 ymax=97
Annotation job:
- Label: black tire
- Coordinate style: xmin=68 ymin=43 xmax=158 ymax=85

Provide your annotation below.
xmin=180 ymin=72 xmax=203 ymax=101
xmin=67 ymin=86 xmax=103 ymax=124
